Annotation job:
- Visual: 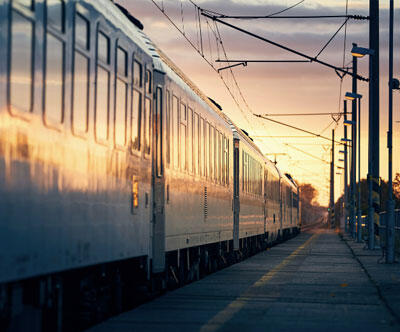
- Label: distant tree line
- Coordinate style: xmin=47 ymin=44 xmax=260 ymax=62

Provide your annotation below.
xmin=299 ymin=183 xmax=327 ymax=225
xmin=334 ymin=172 xmax=400 ymax=226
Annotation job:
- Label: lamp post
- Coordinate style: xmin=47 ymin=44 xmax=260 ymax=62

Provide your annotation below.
xmin=343 ymin=101 xmax=349 ymax=232
xmin=351 ymin=44 xmax=377 ymax=249
xmin=386 ymin=0 xmax=399 ymax=263
xmin=339 ymin=147 xmax=349 ymax=232
xmin=345 ymin=91 xmax=362 ymax=240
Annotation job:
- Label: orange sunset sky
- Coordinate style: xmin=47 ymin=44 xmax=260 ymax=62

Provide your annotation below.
xmin=118 ymin=0 xmax=400 ymax=206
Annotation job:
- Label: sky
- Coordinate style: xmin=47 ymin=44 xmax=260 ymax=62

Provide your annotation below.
xmin=117 ymin=0 xmax=400 ymax=206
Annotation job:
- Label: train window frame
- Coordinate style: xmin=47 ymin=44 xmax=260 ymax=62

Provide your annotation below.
xmin=199 ymin=117 xmax=205 ymax=177
xmin=114 ymin=41 xmax=129 ymax=149
xmin=72 ymin=50 xmax=90 ymax=137
xmin=204 ymin=121 xmax=209 ymax=179
xmin=165 ymin=89 xmax=171 ymax=167
xmin=187 ymin=107 xmax=193 ymax=174
xmin=131 ymin=56 xmax=143 ymax=155
xmin=145 ymin=69 xmax=152 ymax=94
xmin=172 ymin=94 xmax=179 ymax=169
xmin=144 ymin=96 xmax=152 ymax=156
xmin=133 ymin=59 xmax=143 ymax=88
xmin=13 ymin=0 xmax=35 ymax=11
xmin=143 ymin=65 xmax=152 ymax=157
xmin=47 ymin=0 xmax=65 ymax=33
xmin=209 ymin=124 xmax=214 ymax=181
xmin=71 ymin=10 xmax=91 ymax=138
xmin=156 ymin=86 xmax=163 ymax=177
xmin=193 ymin=112 xmax=199 ymax=176
xmin=226 ymin=138 xmax=229 ymax=186
xmin=43 ymin=29 xmax=66 ymax=130
xmin=94 ymin=26 xmax=112 ymax=145
xmin=180 ymin=102 xmax=187 ymax=172
xmin=8 ymin=8 xmax=35 ymax=120
xmin=131 ymin=87 xmax=142 ymax=153
xmin=75 ymin=12 xmax=90 ymax=51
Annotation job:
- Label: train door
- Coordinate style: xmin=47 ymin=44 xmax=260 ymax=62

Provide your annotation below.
xmin=233 ymin=138 xmax=240 ymax=250
xmin=152 ymin=70 xmax=166 ymax=273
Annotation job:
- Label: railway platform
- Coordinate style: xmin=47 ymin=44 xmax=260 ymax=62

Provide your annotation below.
xmin=88 ymin=225 xmax=400 ymax=332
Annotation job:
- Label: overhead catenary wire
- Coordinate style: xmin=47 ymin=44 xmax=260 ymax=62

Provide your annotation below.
xmin=260 ymin=112 xmax=345 ymax=116
xmin=150 ymin=0 xmax=354 ymax=154
xmin=254 ymin=114 xmax=345 ymax=145
xmin=150 ymin=0 xmax=256 ymax=130
xmin=207 ymin=14 xmax=368 ymax=20
xmin=284 ymin=143 xmax=330 ymax=165
xmin=201 ymin=11 xmax=368 ymax=82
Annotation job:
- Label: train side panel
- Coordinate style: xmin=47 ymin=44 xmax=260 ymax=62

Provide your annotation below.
xmin=158 ymin=63 xmax=234 ymax=252
xmin=0 ymin=0 xmax=153 ymax=284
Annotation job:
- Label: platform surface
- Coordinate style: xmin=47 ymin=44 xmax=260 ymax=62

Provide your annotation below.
xmin=88 ymin=226 xmax=400 ymax=332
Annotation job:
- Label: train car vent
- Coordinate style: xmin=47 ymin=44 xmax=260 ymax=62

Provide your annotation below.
xmin=115 ymin=4 xmax=144 ymax=30
xmin=204 ymin=187 xmax=208 ymax=221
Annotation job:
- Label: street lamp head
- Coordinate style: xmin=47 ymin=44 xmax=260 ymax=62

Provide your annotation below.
xmin=344 ymin=120 xmax=356 ymax=126
xmin=339 ymin=150 xmax=347 ymax=154
xmin=351 ymin=45 xmax=375 ymax=58
xmin=339 ymin=159 xmax=345 ymax=162
xmin=341 ymin=138 xmax=352 ymax=142
xmin=345 ymin=92 xmax=363 ymax=100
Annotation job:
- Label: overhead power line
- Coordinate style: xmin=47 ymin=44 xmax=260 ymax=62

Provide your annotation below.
xmin=210 ymin=14 xmax=369 ymax=20
xmin=284 ymin=143 xmax=330 ymax=165
xmin=260 ymin=112 xmax=345 ymax=116
xmin=201 ymin=11 xmax=369 ymax=82
xmin=254 ymin=114 xmax=345 ymax=145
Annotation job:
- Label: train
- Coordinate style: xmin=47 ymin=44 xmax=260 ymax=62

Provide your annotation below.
xmin=0 ymin=0 xmax=300 ymax=331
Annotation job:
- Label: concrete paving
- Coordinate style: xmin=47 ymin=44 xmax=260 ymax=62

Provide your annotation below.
xmin=88 ymin=226 xmax=400 ymax=332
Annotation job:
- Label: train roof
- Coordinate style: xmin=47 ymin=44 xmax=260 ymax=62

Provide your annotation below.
xmin=89 ymin=0 xmax=153 ymax=59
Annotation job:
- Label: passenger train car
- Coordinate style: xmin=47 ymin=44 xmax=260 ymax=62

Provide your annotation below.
xmin=0 ymin=0 xmax=300 ymax=331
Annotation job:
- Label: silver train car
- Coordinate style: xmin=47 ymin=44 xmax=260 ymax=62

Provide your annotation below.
xmin=0 ymin=0 xmax=300 ymax=331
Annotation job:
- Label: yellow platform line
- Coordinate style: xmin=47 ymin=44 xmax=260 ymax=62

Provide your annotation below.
xmin=200 ymin=233 xmax=319 ymax=332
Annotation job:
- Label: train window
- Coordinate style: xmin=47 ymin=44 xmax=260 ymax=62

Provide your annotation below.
xmin=45 ymin=33 xmax=64 ymax=124
xmin=73 ymin=51 xmax=89 ymax=133
xmin=47 ymin=0 xmax=65 ymax=32
xmin=145 ymin=70 xmax=152 ymax=93
xmin=172 ymin=96 xmax=179 ymax=169
xmin=131 ymin=89 xmax=141 ymax=150
xmin=205 ymin=122 xmax=209 ymax=178
xmin=213 ymin=129 xmax=218 ymax=182
xmin=144 ymin=97 xmax=151 ymax=154
xmin=193 ymin=113 xmax=199 ymax=175
xmin=242 ymin=151 xmax=246 ymax=192
xmin=225 ymin=138 xmax=229 ymax=185
xmin=133 ymin=60 xmax=142 ymax=87
xmin=75 ymin=13 xmax=89 ymax=50
xmin=187 ymin=108 xmax=193 ymax=173
xmin=117 ymin=47 xmax=127 ymax=77
xmin=115 ymin=79 xmax=127 ymax=146
xmin=180 ymin=103 xmax=187 ymax=171
xmin=14 ymin=0 xmax=34 ymax=10
xmin=95 ymin=66 xmax=109 ymax=141
xmin=200 ymin=118 xmax=205 ymax=177
xmin=98 ymin=32 xmax=110 ymax=64
xmin=169 ymin=93 xmax=174 ymax=166
xmin=221 ymin=137 xmax=225 ymax=185
xmin=156 ymin=87 xmax=163 ymax=177
xmin=10 ymin=10 xmax=33 ymax=113
xmin=209 ymin=125 xmax=214 ymax=181
xmin=218 ymin=132 xmax=222 ymax=184
xmin=165 ymin=90 xmax=170 ymax=165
